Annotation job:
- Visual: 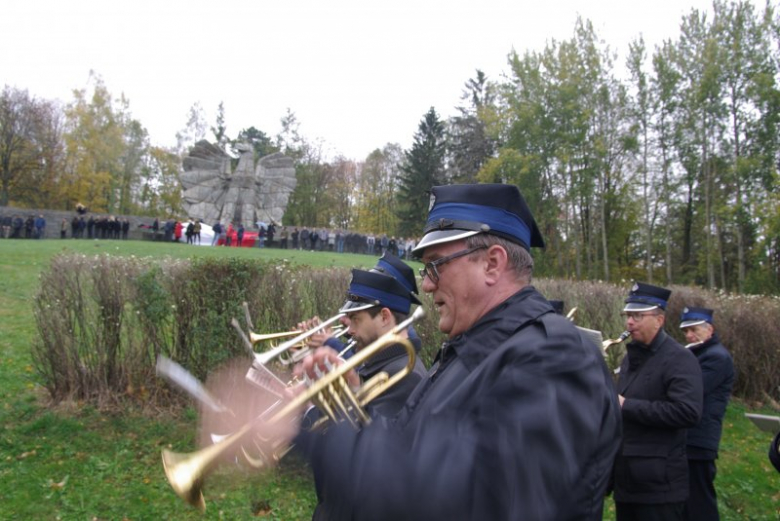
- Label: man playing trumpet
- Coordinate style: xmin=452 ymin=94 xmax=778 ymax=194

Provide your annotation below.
xmin=295 ymin=184 xmax=621 ymax=519
xmin=295 ymin=251 xmax=423 ymax=360
xmin=296 ymin=266 xmax=427 ymax=520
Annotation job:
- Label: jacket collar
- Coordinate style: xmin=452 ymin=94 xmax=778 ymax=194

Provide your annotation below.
xmin=626 ymin=328 xmax=668 ymax=369
xmin=688 ymin=332 xmax=720 ymax=351
xmin=445 ymin=286 xmax=552 ymax=372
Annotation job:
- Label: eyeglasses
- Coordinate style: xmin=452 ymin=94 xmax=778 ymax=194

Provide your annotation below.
xmin=620 ymin=312 xmax=659 ymax=321
xmin=418 ymin=246 xmax=487 ymax=284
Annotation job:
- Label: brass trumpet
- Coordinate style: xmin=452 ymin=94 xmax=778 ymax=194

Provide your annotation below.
xmin=161 ymin=306 xmax=425 ymax=511
xmin=602 ymin=331 xmax=630 ymax=351
xmin=249 ymin=329 xmax=303 ymax=344
xmin=253 ymin=313 xmax=345 ymax=367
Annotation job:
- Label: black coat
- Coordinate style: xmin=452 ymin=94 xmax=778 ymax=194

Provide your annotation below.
xmin=299 ymin=286 xmax=622 ymax=520
xmin=686 ymin=334 xmax=734 ymax=459
xmin=614 ymin=329 xmax=703 ymax=504
xmin=769 ymin=431 xmax=780 ymax=473
xmin=308 ymin=338 xmax=426 ymax=521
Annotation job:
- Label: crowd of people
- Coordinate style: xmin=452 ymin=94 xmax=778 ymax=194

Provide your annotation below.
xmin=206 ymin=220 xmax=420 ymax=259
xmin=0 ymin=212 xmax=132 ymax=240
xmin=0 ymin=213 xmax=47 ymax=239
xmin=64 ymin=214 xmax=132 ymax=239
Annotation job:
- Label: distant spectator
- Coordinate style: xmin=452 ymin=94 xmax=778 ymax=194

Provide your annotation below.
xmin=212 ymin=222 xmax=222 ymax=246
xmin=1 ymin=214 xmax=10 ymax=238
xmin=174 ymin=221 xmax=183 ymax=242
xmin=24 ymin=215 xmax=34 ymax=238
xmin=236 ymin=223 xmax=245 ymax=247
xmin=33 ymin=214 xmax=46 ymax=239
xmin=280 ymin=226 xmax=289 ymax=249
xmin=291 ymin=227 xmax=299 ymax=250
xmin=11 ymin=215 xmax=23 ymax=238
xmin=185 ymin=220 xmax=194 ymax=244
xmin=320 ymin=228 xmax=329 ymax=251
xmin=86 ymin=216 xmax=94 ymax=239
xmin=122 ymin=218 xmax=130 ymax=240
xmin=267 ymin=222 xmax=276 ymax=247
xmin=193 ymin=219 xmax=201 ymax=244
xmin=225 ymin=223 xmax=233 ymax=247
xmin=258 ymin=225 xmax=266 ymax=248
xmin=60 ymin=218 xmax=68 ymax=239
xmin=310 ymin=228 xmax=319 ymax=251
xmin=300 ymin=227 xmax=309 ymax=250
xmin=163 ymin=219 xmax=176 ymax=242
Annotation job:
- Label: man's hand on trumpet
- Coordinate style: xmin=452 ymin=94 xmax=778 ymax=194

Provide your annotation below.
xmin=296 ymin=315 xmax=351 ymax=350
xmin=294 ymin=346 xmax=361 ymax=391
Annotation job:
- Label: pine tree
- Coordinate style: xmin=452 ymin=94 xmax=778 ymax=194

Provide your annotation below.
xmin=396 ymin=108 xmax=446 ymax=237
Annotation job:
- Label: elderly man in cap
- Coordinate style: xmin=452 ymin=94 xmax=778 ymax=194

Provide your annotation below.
xmin=679 ymin=307 xmax=734 ymax=521
xmin=612 ymin=283 xmax=703 ymax=521
xmin=294 ymin=183 xmax=621 ymax=520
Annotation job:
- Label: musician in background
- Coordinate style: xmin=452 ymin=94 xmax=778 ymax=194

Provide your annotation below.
xmin=297 ymin=184 xmax=621 ymax=519
xmin=613 ymin=283 xmax=703 ymax=521
xmin=298 ymin=267 xmax=427 ymax=520
xmin=679 ymin=307 xmax=734 ymax=521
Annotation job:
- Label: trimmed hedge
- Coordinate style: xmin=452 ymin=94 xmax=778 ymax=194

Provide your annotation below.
xmin=31 ymin=254 xmax=780 ymax=407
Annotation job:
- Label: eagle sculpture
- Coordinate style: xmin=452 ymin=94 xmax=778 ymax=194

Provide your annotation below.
xmin=180 ymin=140 xmax=297 ymax=228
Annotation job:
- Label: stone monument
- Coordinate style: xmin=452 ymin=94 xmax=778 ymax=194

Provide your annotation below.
xmin=180 ymin=140 xmax=297 ymax=228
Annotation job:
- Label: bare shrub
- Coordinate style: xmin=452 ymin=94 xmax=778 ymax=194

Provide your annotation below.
xmin=32 ymin=254 xmax=151 ymax=406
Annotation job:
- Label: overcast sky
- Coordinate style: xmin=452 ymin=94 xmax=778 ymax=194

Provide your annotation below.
xmin=2 ymin=0 xmax=717 ymax=160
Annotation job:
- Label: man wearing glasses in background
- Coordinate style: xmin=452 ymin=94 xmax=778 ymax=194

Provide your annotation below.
xmin=612 ymin=282 xmax=703 ymax=521
xmin=296 ymin=184 xmax=621 ymax=519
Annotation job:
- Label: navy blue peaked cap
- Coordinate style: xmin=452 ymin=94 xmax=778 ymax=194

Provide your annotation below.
xmin=412 ymin=183 xmax=545 ymax=254
xmin=680 ymin=306 xmax=714 ymax=328
xmin=339 ymin=269 xmax=417 ymax=315
xmin=623 ymin=282 xmax=672 ymax=312
xmin=373 ymin=252 xmax=419 ymax=297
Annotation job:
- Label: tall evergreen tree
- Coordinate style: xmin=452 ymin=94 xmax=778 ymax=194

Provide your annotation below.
xmin=396 ymin=108 xmax=446 ymax=237
xmin=447 ymin=70 xmax=497 ymax=183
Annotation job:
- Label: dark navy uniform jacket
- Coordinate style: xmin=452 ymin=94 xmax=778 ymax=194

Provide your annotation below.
xmin=614 ymin=329 xmax=703 ymax=504
xmin=299 ymin=286 xmax=622 ymax=520
xmin=686 ymin=333 xmax=734 ymax=460
xmin=308 ymin=338 xmax=426 ymax=521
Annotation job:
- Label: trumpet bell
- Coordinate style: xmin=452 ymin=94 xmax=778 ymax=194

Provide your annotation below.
xmin=162 ymin=449 xmax=206 ymax=511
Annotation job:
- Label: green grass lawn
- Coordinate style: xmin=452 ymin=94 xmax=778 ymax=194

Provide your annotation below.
xmin=0 ymin=238 xmax=779 ymax=520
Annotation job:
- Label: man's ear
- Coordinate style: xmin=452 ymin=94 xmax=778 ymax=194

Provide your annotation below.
xmin=379 ymin=307 xmax=393 ymax=324
xmin=484 ymin=245 xmax=508 ymax=285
